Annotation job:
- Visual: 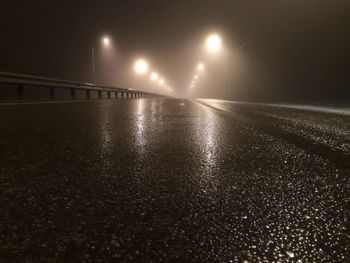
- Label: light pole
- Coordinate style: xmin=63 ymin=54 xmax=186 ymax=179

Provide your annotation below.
xmin=204 ymin=33 xmax=253 ymax=99
xmin=133 ymin=58 xmax=149 ymax=75
xmin=223 ymin=49 xmax=229 ymax=99
xmin=91 ymin=36 xmax=110 ymax=83
xmin=205 ymin=33 xmax=229 ymax=99
xmin=131 ymin=58 xmax=149 ymax=92
xmin=91 ymin=47 xmax=95 ymax=83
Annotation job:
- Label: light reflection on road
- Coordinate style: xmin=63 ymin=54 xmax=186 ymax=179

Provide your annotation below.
xmin=98 ymin=102 xmax=114 ymax=174
xmin=134 ymin=99 xmax=146 ymax=152
xmin=195 ymin=105 xmax=220 ymax=194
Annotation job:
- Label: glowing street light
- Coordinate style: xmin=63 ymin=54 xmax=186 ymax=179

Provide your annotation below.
xmin=159 ymin=79 xmax=165 ymax=86
xmin=134 ymin=59 xmax=149 ymax=75
xmin=205 ymin=34 xmax=222 ymax=53
xmin=197 ymin=63 xmax=205 ymax=72
xmin=194 ymin=75 xmax=198 ymax=79
xmin=102 ymin=37 xmax=110 ymax=46
xmin=151 ymin=72 xmax=158 ymax=81
xmin=204 ymin=32 xmax=231 ymax=99
xmin=91 ymin=35 xmax=112 ymax=83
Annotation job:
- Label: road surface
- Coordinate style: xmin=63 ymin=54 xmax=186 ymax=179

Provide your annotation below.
xmin=0 ymin=98 xmax=349 ymax=262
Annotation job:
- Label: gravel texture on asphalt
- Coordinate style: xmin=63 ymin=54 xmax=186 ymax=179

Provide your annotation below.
xmin=0 ymin=98 xmax=349 ymax=262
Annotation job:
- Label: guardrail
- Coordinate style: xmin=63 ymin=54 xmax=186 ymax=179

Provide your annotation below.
xmin=0 ymin=71 xmax=157 ymax=101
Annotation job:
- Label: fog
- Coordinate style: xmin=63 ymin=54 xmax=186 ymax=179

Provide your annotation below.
xmin=1 ymin=0 xmax=350 ymax=103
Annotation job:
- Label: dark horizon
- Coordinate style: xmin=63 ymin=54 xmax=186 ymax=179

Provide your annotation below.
xmin=1 ymin=0 xmax=350 ymax=103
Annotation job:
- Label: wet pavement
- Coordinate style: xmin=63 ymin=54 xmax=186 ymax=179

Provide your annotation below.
xmin=0 ymin=98 xmax=349 ymax=262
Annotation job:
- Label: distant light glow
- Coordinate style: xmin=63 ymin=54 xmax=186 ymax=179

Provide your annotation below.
xmin=197 ymin=63 xmax=205 ymax=71
xmin=103 ymin=37 xmax=110 ymax=46
xmin=151 ymin=72 xmax=158 ymax=81
xmin=194 ymin=75 xmax=198 ymax=79
xmin=159 ymin=79 xmax=165 ymax=86
xmin=206 ymin=34 xmax=222 ymax=53
xmin=134 ymin=59 xmax=149 ymax=75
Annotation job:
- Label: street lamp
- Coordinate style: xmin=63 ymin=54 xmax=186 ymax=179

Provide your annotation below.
xmin=134 ymin=59 xmax=149 ymax=75
xmin=91 ymin=36 xmax=111 ymax=83
xmin=205 ymin=34 xmax=222 ymax=54
xmin=197 ymin=63 xmax=205 ymax=72
xmin=205 ymin=33 xmax=229 ymax=98
xmin=159 ymin=79 xmax=165 ymax=86
xmin=151 ymin=72 xmax=158 ymax=81
xmin=102 ymin=37 xmax=110 ymax=46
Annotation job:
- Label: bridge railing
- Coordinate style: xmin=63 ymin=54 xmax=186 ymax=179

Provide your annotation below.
xmin=0 ymin=71 xmax=156 ymax=101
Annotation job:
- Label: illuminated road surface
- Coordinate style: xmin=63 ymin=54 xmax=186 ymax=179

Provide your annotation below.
xmin=0 ymin=99 xmax=349 ymax=262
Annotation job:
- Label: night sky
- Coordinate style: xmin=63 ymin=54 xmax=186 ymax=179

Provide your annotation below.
xmin=1 ymin=0 xmax=350 ymax=102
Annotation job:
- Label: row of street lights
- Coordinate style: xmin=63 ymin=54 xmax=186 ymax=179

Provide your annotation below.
xmin=90 ymin=36 xmax=172 ymax=94
xmin=133 ymin=58 xmax=172 ymax=93
xmin=189 ymin=33 xmax=225 ymax=94
xmin=91 ymin=33 xmax=224 ymax=95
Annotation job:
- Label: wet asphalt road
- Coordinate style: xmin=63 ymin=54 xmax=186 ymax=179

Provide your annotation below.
xmin=0 ymin=98 xmax=349 ymax=262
